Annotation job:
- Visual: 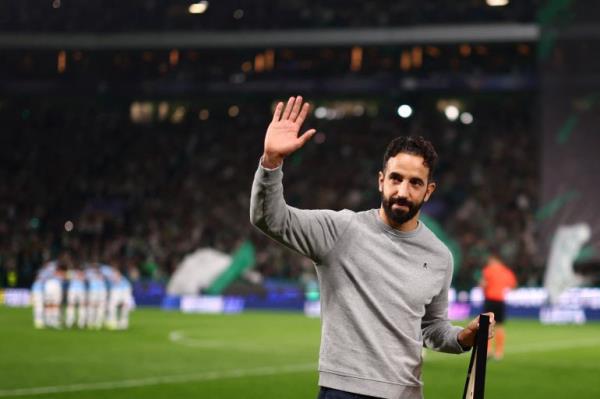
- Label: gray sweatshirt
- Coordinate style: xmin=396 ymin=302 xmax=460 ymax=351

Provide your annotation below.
xmin=250 ymin=163 xmax=466 ymax=399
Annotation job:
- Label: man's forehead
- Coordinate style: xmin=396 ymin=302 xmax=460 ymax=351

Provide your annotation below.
xmin=385 ymin=153 xmax=429 ymax=178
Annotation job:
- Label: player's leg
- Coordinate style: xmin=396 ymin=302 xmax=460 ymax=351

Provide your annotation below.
xmin=32 ymin=290 xmax=45 ymax=329
xmin=106 ymin=290 xmax=118 ymax=330
xmin=485 ymin=300 xmax=506 ymax=359
xmin=87 ymin=291 xmax=98 ymax=329
xmin=76 ymin=291 xmax=87 ymax=329
xmin=94 ymin=290 xmax=107 ymax=329
xmin=494 ymin=324 xmax=506 ymax=359
xmin=44 ymin=280 xmax=62 ymax=328
xmin=117 ymin=290 xmax=131 ymax=330
xmin=66 ymin=289 xmax=78 ymax=328
xmin=118 ymin=302 xmax=130 ymax=330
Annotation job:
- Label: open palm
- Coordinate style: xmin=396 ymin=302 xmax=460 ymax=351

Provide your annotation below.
xmin=264 ymin=96 xmax=316 ymax=164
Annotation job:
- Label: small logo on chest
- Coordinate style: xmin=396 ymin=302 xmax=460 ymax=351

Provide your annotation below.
xmin=423 ymin=262 xmax=428 ymax=269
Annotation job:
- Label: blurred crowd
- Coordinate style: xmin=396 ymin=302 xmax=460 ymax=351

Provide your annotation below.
xmin=0 ymin=92 xmax=539 ymax=291
xmin=1 ymin=0 xmax=541 ymax=33
xmin=1 ymin=44 xmax=535 ymax=95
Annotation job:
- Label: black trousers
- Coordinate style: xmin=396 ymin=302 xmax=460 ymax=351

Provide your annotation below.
xmin=317 ymin=387 xmax=382 ymax=399
xmin=483 ymin=299 xmax=506 ymax=323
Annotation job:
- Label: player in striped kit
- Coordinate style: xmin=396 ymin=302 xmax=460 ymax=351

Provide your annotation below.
xmin=86 ymin=265 xmax=108 ymax=329
xmin=106 ymin=269 xmax=133 ymax=330
xmin=65 ymin=268 xmax=87 ymax=329
xmin=31 ymin=273 xmax=46 ymax=329
xmin=43 ymin=264 xmax=67 ymax=328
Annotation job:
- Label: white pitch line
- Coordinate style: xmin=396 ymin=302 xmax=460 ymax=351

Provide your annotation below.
xmin=5 ymin=337 xmax=599 ymax=397
xmin=168 ymin=330 xmax=270 ymax=352
xmin=0 ymin=363 xmax=316 ymax=397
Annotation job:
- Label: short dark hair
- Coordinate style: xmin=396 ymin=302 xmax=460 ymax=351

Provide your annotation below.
xmin=382 ymin=136 xmax=438 ymax=181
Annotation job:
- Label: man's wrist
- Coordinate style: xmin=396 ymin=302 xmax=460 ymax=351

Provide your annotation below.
xmin=261 ymin=153 xmax=284 ymax=169
xmin=457 ymin=329 xmax=473 ymax=350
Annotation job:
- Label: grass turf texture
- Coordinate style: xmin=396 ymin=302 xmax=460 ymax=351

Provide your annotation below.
xmin=1 ymin=307 xmax=600 ymax=399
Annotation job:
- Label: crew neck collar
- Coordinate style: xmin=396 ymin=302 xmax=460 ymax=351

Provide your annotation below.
xmin=372 ymin=209 xmax=423 ymax=238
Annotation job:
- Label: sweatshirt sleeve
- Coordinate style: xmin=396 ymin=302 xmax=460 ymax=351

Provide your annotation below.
xmin=249 ymin=161 xmax=353 ymax=263
xmin=421 ymin=250 xmax=467 ymax=354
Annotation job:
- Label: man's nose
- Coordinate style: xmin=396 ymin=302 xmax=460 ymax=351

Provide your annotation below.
xmin=396 ymin=180 xmax=409 ymax=198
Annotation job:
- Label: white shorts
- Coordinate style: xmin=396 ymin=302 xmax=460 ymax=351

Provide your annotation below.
xmin=44 ymin=280 xmax=63 ymax=305
xmin=88 ymin=289 xmax=107 ymax=304
xmin=109 ymin=289 xmax=132 ymax=308
xmin=67 ymin=289 xmax=87 ymax=305
xmin=32 ymin=291 xmax=44 ymax=308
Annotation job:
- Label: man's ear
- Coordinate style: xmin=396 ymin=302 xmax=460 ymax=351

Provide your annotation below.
xmin=378 ymin=171 xmax=384 ymax=193
xmin=424 ymin=181 xmax=436 ymax=202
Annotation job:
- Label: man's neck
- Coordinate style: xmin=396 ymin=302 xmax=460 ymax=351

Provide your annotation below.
xmin=378 ymin=208 xmax=420 ymax=232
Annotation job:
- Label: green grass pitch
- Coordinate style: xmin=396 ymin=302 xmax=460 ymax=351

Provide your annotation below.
xmin=1 ymin=306 xmax=600 ymax=399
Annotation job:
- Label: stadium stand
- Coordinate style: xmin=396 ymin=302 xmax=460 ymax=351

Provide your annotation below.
xmin=0 ymin=1 xmax=543 ymax=295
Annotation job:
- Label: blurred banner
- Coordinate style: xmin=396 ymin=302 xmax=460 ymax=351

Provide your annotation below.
xmin=538 ymin=0 xmax=600 ymax=270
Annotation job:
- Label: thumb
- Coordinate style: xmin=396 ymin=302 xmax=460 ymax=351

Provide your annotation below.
xmin=298 ymin=129 xmax=317 ymax=145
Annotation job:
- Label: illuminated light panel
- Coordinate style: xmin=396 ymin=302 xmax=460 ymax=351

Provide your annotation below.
xmin=486 ymin=0 xmax=509 ymax=6
xmin=460 ymin=112 xmax=474 ymax=125
xmin=444 ymin=105 xmax=460 ymax=121
xmin=314 ymin=107 xmax=327 ymax=119
xmin=189 ymin=1 xmax=209 ymax=14
xmin=64 ymin=221 xmax=74 ymax=232
xmin=350 ymin=46 xmax=363 ymax=72
xmin=199 ymin=109 xmax=210 ymax=120
xmin=397 ymin=105 xmax=413 ymax=118
xmin=228 ymin=105 xmax=240 ymax=117
xmin=57 ymin=50 xmax=66 ymax=73
xmin=233 ymin=9 xmax=244 ymax=19
xmin=169 ymin=49 xmax=180 ymax=66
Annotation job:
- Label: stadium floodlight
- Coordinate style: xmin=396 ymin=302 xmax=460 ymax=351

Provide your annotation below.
xmin=64 ymin=221 xmax=74 ymax=232
xmin=486 ymin=0 xmax=509 ymax=6
xmin=397 ymin=104 xmax=413 ymax=118
xmin=314 ymin=106 xmax=327 ymax=119
xmin=460 ymin=112 xmax=474 ymax=125
xmin=189 ymin=1 xmax=209 ymax=14
xmin=233 ymin=9 xmax=244 ymax=19
xmin=228 ymin=105 xmax=240 ymax=118
xmin=199 ymin=109 xmax=210 ymax=120
xmin=444 ymin=105 xmax=459 ymax=121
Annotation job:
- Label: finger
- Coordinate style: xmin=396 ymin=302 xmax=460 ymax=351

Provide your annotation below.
xmin=484 ymin=313 xmax=495 ymax=338
xmin=282 ymin=96 xmax=295 ymax=120
xmin=272 ymin=102 xmax=284 ymax=122
xmin=298 ymin=129 xmax=317 ymax=145
xmin=289 ymin=95 xmax=303 ymax=121
xmin=295 ymin=102 xmax=311 ymax=124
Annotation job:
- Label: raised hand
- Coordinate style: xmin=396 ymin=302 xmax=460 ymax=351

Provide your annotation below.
xmin=262 ymin=96 xmax=316 ymax=168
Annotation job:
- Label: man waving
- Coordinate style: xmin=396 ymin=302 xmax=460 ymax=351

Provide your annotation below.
xmin=250 ymin=96 xmax=493 ymax=399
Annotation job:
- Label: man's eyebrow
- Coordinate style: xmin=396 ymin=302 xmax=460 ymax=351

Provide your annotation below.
xmin=388 ymin=171 xmax=426 ymax=183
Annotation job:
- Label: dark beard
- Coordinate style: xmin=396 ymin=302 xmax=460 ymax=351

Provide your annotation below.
xmin=381 ymin=194 xmax=424 ymax=226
